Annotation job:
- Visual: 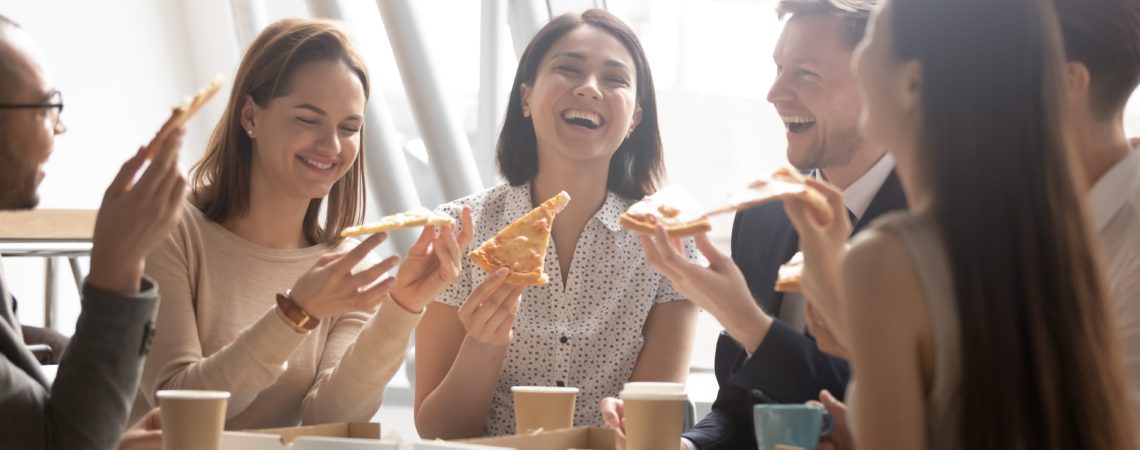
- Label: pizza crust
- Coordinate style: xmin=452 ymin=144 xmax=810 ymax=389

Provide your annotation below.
xmin=619 ymin=186 xmax=712 ymax=237
xmin=146 ymin=74 xmax=224 ymax=160
xmin=618 ymin=213 xmax=711 ymax=237
xmin=705 ymin=167 xmax=833 ymax=223
xmin=774 ymin=251 xmax=804 ymax=293
xmin=341 ymin=208 xmax=455 ymax=237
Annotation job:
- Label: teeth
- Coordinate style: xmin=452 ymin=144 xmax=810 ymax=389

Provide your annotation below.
xmin=562 ymin=109 xmax=601 ymax=127
xmin=302 ymin=157 xmax=333 ymax=170
xmin=781 ymin=116 xmax=816 ymax=125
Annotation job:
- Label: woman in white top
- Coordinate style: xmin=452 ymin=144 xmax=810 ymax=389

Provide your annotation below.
xmin=411 ymin=9 xmax=699 ymax=438
xmin=135 ymin=19 xmax=467 ymax=429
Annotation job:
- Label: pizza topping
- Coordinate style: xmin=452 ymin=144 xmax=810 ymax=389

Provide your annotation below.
xmin=468 ymin=191 xmax=571 ymax=286
xmin=619 ymin=186 xmax=713 ymax=237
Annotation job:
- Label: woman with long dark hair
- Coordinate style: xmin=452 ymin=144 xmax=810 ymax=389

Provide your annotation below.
xmin=412 ymin=9 xmax=699 ymax=439
xmin=786 ymin=0 xmax=1137 ymax=448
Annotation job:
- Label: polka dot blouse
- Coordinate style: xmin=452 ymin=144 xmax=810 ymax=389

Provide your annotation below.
xmin=436 ymin=182 xmax=698 ymax=436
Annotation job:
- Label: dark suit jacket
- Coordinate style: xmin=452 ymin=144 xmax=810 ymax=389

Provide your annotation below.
xmin=0 ymin=259 xmax=158 ymax=450
xmin=682 ymin=171 xmax=907 ymax=450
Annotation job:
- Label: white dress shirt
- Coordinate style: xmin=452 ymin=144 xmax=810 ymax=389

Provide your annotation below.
xmin=1087 ymin=147 xmax=1140 ymax=428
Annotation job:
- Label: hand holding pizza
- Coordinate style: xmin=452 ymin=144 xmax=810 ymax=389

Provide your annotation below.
xmin=457 ymin=268 xmax=524 ymax=347
xmin=288 ymin=234 xmax=401 ymax=320
xmin=783 ymin=178 xmax=849 ymax=325
xmin=390 ymin=206 xmax=474 ymax=312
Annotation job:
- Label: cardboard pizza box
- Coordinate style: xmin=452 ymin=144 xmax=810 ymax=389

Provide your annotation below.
xmin=222 ymin=422 xmax=395 ymax=450
xmin=456 ymin=427 xmax=616 ymax=450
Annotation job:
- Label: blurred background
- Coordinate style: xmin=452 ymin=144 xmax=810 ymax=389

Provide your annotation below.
xmin=2 ymin=0 xmax=1138 ymax=438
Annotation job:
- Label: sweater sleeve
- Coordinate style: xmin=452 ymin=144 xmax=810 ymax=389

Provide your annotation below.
xmin=299 ymin=299 xmax=423 ymax=423
xmin=140 ymin=225 xmax=308 ymax=420
xmin=1 ymin=280 xmax=157 ymax=450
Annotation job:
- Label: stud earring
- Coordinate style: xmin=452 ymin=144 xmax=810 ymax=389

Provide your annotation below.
xmin=246 ymin=129 xmax=254 ymax=137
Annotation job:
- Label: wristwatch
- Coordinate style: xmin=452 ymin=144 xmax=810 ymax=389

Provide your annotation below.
xmin=275 ymin=291 xmax=320 ymax=333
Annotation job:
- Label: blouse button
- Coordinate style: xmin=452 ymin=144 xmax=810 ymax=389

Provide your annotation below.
xmin=560 ymin=336 xmax=569 ymax=344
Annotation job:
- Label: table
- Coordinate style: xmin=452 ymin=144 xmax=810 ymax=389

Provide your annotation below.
xmin=0 ymin=209 xmax=96 ymax=329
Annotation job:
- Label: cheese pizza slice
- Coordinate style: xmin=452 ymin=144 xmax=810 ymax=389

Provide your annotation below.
xmin=619 ymin=186 xmax=712 ymax=237
xmin=341 ymin=208 xmax=456 ymax=237
xmin=145 ymin=74 xmax=224 ymax=160
xmin=705 ymin=167 xmax=832 ymax=222
xmin=774 ymin=251 xmax=804 ymax=292
xmin=468 ymin=191 xmax=571 ymax=286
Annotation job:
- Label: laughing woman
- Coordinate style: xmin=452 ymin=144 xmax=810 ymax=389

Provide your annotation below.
xmin=412 ymin=9 xmax=699 ymax=439
xmin=132 ymin=19 xmax=460 ymax=429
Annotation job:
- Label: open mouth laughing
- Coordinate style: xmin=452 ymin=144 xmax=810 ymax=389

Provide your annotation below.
xmin=562 ymin=109 xmax=605 ymax=130
xmin=781 ymin=115 xmax=817 ymax=134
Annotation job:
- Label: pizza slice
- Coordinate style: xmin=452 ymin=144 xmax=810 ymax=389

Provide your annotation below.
xmin=619 ymin=186 xmax=712 ymax=237
xmin=145 ymin=74 xmax=225 ymax=160
xmin=340 ymin=208 xmax=456 ymax=237
xmin=468 ymin=191 xmax=571 ymax=286
xmin=774 ymin=251 xmax=804 ymax=292
xmin=705 ymin=167 xmax=832 ymax=222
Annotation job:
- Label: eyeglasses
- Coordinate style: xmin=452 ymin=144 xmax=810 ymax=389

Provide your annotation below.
xmin=0 ymin=90 xmax=64 ymax=128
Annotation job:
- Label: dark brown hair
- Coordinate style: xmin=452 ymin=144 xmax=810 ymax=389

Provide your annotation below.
xmin=890 ymin=0 xmax=1135 ymax=448
xmin=190 ymin=18 xmax=369 ymax=245
xmin=496 ymin=9 xmax=663 ymax=200
xmin=775 ymin=0 xmax=876 ymax=47
xmin=1052 ymin=0 xmax=1140 ymax=119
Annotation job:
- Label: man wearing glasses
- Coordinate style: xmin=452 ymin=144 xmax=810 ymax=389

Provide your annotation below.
xmin=0 ymin=15 xmax=187 ymax=450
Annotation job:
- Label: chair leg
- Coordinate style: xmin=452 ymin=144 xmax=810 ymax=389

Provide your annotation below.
xmin=68 ymin=257 xmax=84 ymax=293
xmin=44 ymin=258 xmax=56 ymax=330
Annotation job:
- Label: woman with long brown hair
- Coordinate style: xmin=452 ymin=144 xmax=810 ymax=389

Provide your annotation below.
xmin=785 ymin=0 xmax=1138 ymax=448
xmin=131 ymin=18 xmax=465 ymax=429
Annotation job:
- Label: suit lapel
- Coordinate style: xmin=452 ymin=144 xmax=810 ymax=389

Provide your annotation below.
xmin=852 ymin=170 xmax=907 ymax=234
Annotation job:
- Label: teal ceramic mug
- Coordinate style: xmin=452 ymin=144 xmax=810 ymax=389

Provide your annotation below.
xmin=753 ymin=404 xmax=835 ymax=450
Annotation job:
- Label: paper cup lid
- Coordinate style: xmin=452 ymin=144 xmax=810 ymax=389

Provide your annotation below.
xmin=157 ymin=390 xmax=231 ymax=400
xmin=510 ymin=386 xmax=580 ymax=394
xmin=620 ymin=382 xmax=687 ymax=400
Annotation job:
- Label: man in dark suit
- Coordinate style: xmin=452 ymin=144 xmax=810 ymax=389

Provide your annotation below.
xmin=0 ymin=15 xmax=186 ymax=449
xmin=600 ymin=1 xmax=907 ymax=449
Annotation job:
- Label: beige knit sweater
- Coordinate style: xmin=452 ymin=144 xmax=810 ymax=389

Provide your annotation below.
xmin=131 ymin=202 xmax=421 ymax=429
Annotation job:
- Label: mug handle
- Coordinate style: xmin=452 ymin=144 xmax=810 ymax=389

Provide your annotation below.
xmin=820 ymin=412 xmax=835 ymax=437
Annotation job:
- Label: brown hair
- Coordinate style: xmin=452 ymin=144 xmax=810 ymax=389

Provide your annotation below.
xmin=496 ymin=9 xmax=663 ymax=200
xmin=190 ymin=18 xmax=369 ymax=245
xmin=1052 ymin=0 xmax=1140 ymax=119
xmin=775 ymin=0 xmax=876 ymax=47
xmin=890 ymin=0 xmax=1136 ymax=448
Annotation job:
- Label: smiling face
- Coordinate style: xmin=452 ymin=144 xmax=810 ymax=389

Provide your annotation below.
xmin=0 ymin=27 xmax=66 ymax=210
xmin=240 ymin=59 xmax=365 ymax=202
xmin=520 ymin=25 xmax=642 ymax=168
xmin=768 ymin=14 xmax=864 ymax=171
